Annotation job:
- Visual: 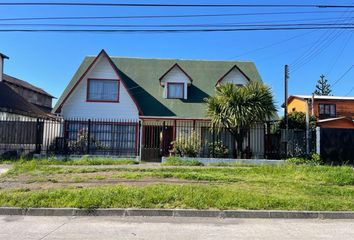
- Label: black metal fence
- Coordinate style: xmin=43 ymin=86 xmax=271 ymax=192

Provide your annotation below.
xmin=276 ymin=128 xmax=316 ymax=158
xmin=0 ymin=118 xmax=44 ymax=157
xmin=0 ymin=116 xmax=314 ymax=160
xmin=0 ymin=117 xmax=139 ymax=158
xmin=141 ymin=120 xmax=269 ymax=161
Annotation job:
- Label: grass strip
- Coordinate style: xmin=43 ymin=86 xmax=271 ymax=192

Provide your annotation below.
xmin=0 ymin=183 xmax=353 ymax=211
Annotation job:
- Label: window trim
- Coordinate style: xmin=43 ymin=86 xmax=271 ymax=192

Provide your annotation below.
xmin=167 ymin=82 xmax=185 ymax=99
xmin=86 ymin=78 xmax=120 ymax=103
xmin=318 ymin=103 xmax=336 ymax=119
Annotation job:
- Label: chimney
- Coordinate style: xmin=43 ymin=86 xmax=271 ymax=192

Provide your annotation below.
xmin=0 ymin=53 xmax=9 ymax=82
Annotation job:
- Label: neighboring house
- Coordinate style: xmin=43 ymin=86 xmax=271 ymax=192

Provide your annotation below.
xmin=0 ymin=53 xmax=51 ymax=119
xmin=0 ymin=81 xmax=48 ymax=119
xmin=53 ymin=50 xmax=266 ymax=159
xmin=287 ymin=95 xmax=354 ymax=129
xmin=2 ymin=74 xmax=54 ymax=113
xmin=0 ymin=53 xmax=57 ymax=156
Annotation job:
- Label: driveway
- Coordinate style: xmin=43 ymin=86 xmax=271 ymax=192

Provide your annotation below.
xmin=0 ymin=216 xmax=353 ymax=240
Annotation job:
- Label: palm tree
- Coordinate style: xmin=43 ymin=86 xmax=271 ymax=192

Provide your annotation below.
xmin=205 ymin=82 xmax=276 ymax=158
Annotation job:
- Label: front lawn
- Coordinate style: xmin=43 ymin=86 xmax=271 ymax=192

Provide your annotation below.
xmin=0 ymin=161 xmax=353 ymax=210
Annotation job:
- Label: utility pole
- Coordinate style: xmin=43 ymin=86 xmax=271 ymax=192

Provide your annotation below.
xmin=284 ymin=65 xmax=289 ymax=157
xmin=305 ymin=99 xmax=310 ymax=155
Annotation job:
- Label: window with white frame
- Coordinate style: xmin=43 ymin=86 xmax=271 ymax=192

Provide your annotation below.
xmin=167 ymin=83 xmax=184 ymax=99
xmin=87 ymin=79 xmax=119 ymax=102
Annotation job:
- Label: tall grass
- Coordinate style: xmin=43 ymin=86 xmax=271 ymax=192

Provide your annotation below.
xmin=0 ymin=183 xmax=353 ymax=210
xmin=1 ymin=162 xmax=353 ymax=210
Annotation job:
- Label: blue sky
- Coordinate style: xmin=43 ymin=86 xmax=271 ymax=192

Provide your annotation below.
xmin=0 ymin=0 xmax=353 ymax=115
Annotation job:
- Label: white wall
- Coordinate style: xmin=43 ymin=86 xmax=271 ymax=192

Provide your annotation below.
xmin=61 ymin=55 xmax=140 ymax=120
xmin=160 ymin=66 xmax=191 ymax=99
xmin=0 ymin=112 xmax=36 ymax=121
xmin=219 ymin=67 xmax=249 ymax=86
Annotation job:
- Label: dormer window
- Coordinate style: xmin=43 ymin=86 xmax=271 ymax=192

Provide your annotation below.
xmin=215 ymin=65 xmax=250 ymax=87
xmin=159 ymin=63 xmax=193 ymax=100
xmin=167 ymin=83 xmax=184 ymax=99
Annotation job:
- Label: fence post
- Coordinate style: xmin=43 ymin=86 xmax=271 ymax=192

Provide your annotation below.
xmin=316 ymin=126 xmax=320 ymax=156
xmin=212 ymin=123 xmax=215 ymax=158
xmin=161 ymin=121 xmax=165 ymax=157
xmin=35 ymin=118 xmax=42 ymax=154
xmin=305 ymin=99 xmax=310 ymax=155
xmin=264 ymin=122 xmax=268 ymax=159
xmin=87 ymin=119 xmax=91 ymax=155
xmin=138 ymin=121 xmax=142 ymax=160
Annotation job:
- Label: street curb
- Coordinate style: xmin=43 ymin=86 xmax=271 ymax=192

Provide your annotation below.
xmin=0 ymin=207 xmax=354 ymax=219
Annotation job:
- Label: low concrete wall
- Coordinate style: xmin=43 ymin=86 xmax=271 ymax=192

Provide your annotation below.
xmin=162 ymin=157 xmax=285 ymax=165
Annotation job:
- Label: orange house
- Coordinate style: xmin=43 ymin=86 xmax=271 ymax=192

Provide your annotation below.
xmin=287 ymin=95 xmax=354 ymax=129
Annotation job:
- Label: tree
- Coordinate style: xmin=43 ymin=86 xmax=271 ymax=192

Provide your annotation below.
xmin=205 ymin=82 xmax=276 ymax=158
xmin=314 ymin=74 xmax=332 ymax=96
xmin=279 ymin=111 xmax=316 ymax=130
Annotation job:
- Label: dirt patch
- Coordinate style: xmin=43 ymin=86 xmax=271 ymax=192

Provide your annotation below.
xmin=0 ymin=164 xmax=241 ymax=191
xmin=0 ymin=176 xmax=212 ymax=190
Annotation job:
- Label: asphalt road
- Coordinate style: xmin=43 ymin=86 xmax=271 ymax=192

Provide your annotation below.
xmin=0 ymin=216 xmax=353 ymax=240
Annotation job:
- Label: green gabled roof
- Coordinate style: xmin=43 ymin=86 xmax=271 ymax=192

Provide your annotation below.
xmin=53 ymin=52 xmax=262 ymax=118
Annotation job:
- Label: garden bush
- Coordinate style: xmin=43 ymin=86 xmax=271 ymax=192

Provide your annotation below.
xmin=170 ymin=131 xmax=201 ymax=157
xmin=287 ymin=153 xmax=322 ymax=166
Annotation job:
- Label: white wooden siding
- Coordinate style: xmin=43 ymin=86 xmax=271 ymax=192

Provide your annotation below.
xmin=61 ymin=55 xmax=139 ymax=120
xmin=219 ymin=67 xmax=249 ymax=86
xmin=160 ymin=66 xmax=191 ymax=99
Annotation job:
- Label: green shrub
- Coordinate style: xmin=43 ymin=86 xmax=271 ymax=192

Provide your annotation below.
xmin=162 ymin=157 xmax=203 ymax=166
xmin=279 ymin=111 xmax=317 ymax=130
xmin=171 ymin=131 xmax=201 ymax=157
xmin=287 ymin=153 xmax=322 ymax=166
xmin=208 ymin=141 xmax=229 ymax=158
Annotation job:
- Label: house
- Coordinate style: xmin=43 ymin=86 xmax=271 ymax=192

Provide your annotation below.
xmin=0 ymin=81 xmax=48 ymax=119
xmin=2 ymin=74 xmax=54 ymax=113
xmin=0 ymin=53 xmax=57 ymax=157
xmin=287 ymin=95 xmax=354 ymax=129
xmin=53 ymin=50 xmax=266 ymax=160
xmin=0 ymin=53 xmax=51 ymax=119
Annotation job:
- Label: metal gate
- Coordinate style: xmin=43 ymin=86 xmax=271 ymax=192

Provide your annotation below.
xmin=141 ymin=123 xmax=174 ymax=162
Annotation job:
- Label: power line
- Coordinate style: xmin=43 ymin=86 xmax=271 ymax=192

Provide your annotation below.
xmin=290 ymin=10 xmax=353 ymax=72
xmin=0 ymin=14 xmax=354 ymax=26
xmin=0 ymin=11 xmax=349 ymax=22
xmin=0 ymin=27 xmax=354 ymax=33
xmin=290 ymin=10 xmax=352 ymax=68
xmin=290 ymin=30 xmax=347 ymax=72
xmin=227 ymin=30 xmax=318 ymax=59
xmin=332 ymin=65 xmax=354 ymax=87
xmin=326 ymin=32 xmax=353 ymax=76
xmin=0 ymin=2 xmax=353 ymax=8
xmin=0 ymin=23 xmax=352 ymax=28
xmin=346 ymin=86 xmax=354 ymax=96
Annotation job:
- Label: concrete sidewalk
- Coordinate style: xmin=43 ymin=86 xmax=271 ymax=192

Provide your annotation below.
xmin=0 ymin=215 xmax=353 ymax=240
